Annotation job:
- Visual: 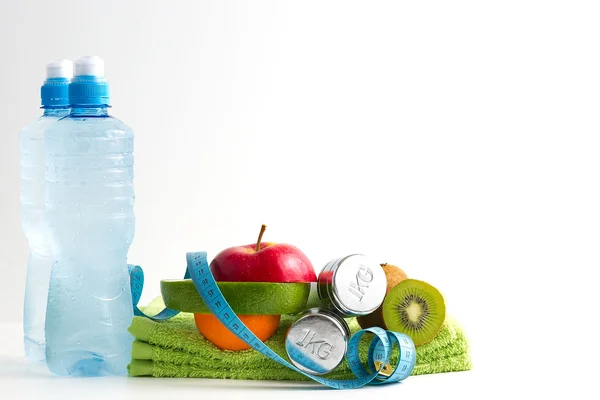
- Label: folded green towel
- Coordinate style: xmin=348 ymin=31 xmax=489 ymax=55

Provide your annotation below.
xmin=128 ymin=297 xmax=471 ymax=380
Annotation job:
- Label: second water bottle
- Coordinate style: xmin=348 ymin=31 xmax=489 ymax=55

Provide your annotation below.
xmin=45 ymin=56 xmax=135 ymax=376
xmin=21 ymin=60 xmax=72 ymax=362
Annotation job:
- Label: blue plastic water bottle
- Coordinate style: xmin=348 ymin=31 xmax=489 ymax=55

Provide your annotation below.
xmin=44 ymin=56 xmax=135 ymax=376
xmin=20 ymin=60 xmax=72 ymax=363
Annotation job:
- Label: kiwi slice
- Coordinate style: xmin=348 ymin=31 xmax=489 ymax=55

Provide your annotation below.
xmin=382 ymin=279 xmax=446 ymax=346
xmin=161 ymin=279 xmax=310 ymax=315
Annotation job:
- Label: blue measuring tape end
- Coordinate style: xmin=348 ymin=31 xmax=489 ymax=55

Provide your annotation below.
xmin=128 ymin=264 xmax=190 ymax=321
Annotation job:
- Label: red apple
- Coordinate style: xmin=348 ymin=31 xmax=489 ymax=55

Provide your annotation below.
xmin=210 ymin=225 xmax=317 ymax=283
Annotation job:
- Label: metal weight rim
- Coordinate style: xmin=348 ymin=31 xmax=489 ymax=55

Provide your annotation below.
xmin=285 ymin=308 xmax=349 ymax=375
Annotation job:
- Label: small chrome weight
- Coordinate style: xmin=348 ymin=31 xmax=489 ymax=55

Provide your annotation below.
xmin=317 ymin=254 xmax=387 ymax=317
xmin=285 ymin=308 xmax=350 ymax=375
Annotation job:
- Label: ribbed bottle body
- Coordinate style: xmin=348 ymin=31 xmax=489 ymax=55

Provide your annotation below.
xmin=20 ymin=109 xmax=70 ymax=362
xmin=44 ymin=110 xmax=134 ymax=376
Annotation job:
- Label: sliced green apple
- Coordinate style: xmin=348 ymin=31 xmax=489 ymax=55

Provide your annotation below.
xmin=160 ymin=279 xmax=311 ymax=315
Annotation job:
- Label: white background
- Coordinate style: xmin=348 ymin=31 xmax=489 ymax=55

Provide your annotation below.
xmin=0 ymin=0 xmax=599 ymax=398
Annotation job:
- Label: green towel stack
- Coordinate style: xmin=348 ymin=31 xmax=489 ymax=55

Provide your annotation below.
xmin=128 ymin=297 xmax=471 ymax=380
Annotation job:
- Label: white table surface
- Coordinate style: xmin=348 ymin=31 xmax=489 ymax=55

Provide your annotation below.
xmin=0 ymin=322 xmax=488 ymax=400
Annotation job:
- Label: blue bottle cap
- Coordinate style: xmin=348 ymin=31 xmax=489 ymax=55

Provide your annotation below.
xmin=69 ymin=56 xmax=110 ymax=106
xmin=41 ymin=60 xmax=72 ymax=107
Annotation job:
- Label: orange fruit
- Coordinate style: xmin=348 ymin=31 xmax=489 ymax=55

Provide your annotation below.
xmin=194 ymin=313 xmax=281 ymax=351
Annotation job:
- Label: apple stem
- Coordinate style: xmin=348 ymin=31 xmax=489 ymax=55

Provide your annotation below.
xmin=256 ymin=224 xmax=267 ymax=252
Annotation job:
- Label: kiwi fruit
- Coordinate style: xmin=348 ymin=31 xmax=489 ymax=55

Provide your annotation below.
xmin=381 ymin=263 xmax=409 ymax=292
xmin=382 ymin=279 xmax=446 ymax=346
xmin=357 ymin=263 xmax=408 ymax=329
xmin=161 ymin=279 xmax=310 ymax=315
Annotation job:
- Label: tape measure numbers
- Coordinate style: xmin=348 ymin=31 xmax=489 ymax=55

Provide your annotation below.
xmin=186 ymin=251 xmax=416 ymax=389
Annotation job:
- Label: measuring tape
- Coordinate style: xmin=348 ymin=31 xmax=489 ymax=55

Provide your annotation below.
xmin=128 ymin=264 xmax=188 ymax=321
xmin=128 ymin=252 xmax=416 ymax=388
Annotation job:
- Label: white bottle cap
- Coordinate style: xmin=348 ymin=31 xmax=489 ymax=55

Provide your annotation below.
xmin=46 ymin=59 xmax=73 ymax=79
xmin=75 ymin=56 xmax=105 ymax=77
